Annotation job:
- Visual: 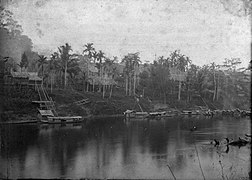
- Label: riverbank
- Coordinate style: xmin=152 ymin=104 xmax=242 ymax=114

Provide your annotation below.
xmin=1 ymin=88 xmax=249 ymax=123
xmin=0 ymin=114 xmax=126 ymax=125
xmin=49 ymin=88 xmax=152 ymax=116
xmin=0 ymin=88 xmax=138 ymax=122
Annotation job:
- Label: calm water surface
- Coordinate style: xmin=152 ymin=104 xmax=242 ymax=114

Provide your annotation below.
xmin=0 ymin=116 xmax=251 ymax=179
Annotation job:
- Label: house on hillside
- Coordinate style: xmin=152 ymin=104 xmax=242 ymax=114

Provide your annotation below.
xmin=5 ymin=71 xmax=42 ymax=86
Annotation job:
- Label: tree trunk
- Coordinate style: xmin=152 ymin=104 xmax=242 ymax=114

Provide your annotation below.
xmin=93 ymin=80 xmax=95 ymax=92
xmin=64 ymin=61 xmax=67 ymax=89
xmin=178 ymin=81 xmax=181 ymax=101
xmin=86 ymin=82 xmax=89 ymax=92
xmin=125 ymin=75 xmax=128 ymax=95
xmin=99 ymin=66 xmax=102 ymax=92
xmin=216 ymin=72 xmax=220 ymax=100
xmin=129 ymin=73 xmax=132 ymax=96
xmin=102 ymin=84 xmax=105 ymax=99
xmin=133 ymin=68 xmax=136 ymax=96
xmin=40 ymin=65 xmax=43 ymax=86
xmin=83 ymin=80 xmax=85 ymax=92
xmin=187 ymin=82 xmax=190 ymax=102
xmin=51 ymin=73 xmax=53 ymax=93
xmin=109 ymin=84 xmax=113 ymax=98
xmin=163 ymin=92 xmax=166 ymax=104
xmin=213 ymin=69 xmax=216 ymax=101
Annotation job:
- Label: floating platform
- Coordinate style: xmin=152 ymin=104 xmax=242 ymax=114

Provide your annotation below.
xmin=38 ymin=109 xmax=83 ymax=124
xmin=41 ymin=116 xmax=83 ymax=124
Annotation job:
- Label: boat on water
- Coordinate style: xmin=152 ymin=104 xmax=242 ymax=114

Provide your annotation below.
xmin=147 ymin=111 xmax=178 ymax=118
xmin=124 ymin=110 xmax=149 ymax=118
xmin=124 ymin=109 xmax=178 ymax=119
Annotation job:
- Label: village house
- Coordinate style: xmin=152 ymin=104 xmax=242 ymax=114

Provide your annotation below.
xmin=5 ymin=71 xmax=42 ymax=87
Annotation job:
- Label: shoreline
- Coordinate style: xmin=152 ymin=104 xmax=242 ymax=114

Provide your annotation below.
xmin=0 ymin=114 xmax=125 ymax=125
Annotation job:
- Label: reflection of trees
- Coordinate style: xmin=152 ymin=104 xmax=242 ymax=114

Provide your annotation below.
xmin=38 ymin=124 xmax=98 ymax=176
xmin=38 ymin=118 xmax=126 ymax=176
xmin=122 ymin=120 xmax=134 ymax=165
xmin=148 ymin=121 xmax=168 ymax=154
xmin=0 ymin=125 xmax=39 ymax=156
xmin=0 ymin=125 xmax=39 ymax=176
xmin=1 ymin=117 xmax=250 ymax=178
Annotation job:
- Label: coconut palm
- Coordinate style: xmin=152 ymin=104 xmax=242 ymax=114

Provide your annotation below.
xmin=103 ymin=57 xmax=118 ymax=98
xmin=47 ymin=52 xmax=59 ymax=92
xmin=131 ymin=52 xmax=141 ymax=95
xmin=58 ymin=43 xmax=72 ymax=89
xmin=122 ymin=54 xmax=133 ymax=95
xmin=37 ymin=55 xmax=48 ymax=84
xmin=83 ymin=43 xmax=95 ymax=60
xmin=96 ymin=50 xmax=105 ymax=73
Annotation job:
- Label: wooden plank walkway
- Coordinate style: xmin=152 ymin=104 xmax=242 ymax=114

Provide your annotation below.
xmin=32 ymin=101 xmax=54 ymax=104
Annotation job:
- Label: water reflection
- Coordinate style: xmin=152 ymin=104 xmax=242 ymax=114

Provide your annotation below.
xmin=0 ymin=116 xmax=251 ymax=179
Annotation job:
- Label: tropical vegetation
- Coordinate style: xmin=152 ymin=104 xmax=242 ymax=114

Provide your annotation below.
xmin=1 ymin=5 xmax=251 ymax=111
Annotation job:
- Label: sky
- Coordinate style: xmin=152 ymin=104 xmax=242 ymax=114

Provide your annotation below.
xmin=4 ymin=0 xmax=252 ymax=67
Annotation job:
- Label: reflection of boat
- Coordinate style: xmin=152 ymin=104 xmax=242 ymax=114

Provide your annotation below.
xmin=39 ymin=123 xmax=83 ymax=130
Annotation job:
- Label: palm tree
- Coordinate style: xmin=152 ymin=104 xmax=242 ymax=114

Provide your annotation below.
xmin=122 ymin=55 xmax=132 ymax=96
xmin=168 ymin=50 xmax=190 ymax=100
xmin=121 ymin=53 xmax=140 ymax=96
xmin=103 ymin=57 xmax=118 ymax=98
xmin=96 ymin=50 xmax=105 ymax=92
xmin=58 ymin=43 xmax=72 ymax=89
xmin=96 ymin=50 xmax=105 ymax=73
xmin=83 ymin=43 xmax=95 ymax=61
xmin=37 ymin=55 xmax=48 ymax=84
xmin=47 ymin=53 xmax=59 ymax=92
xmin=210 ymin=62 xmax=218 ymax=101
xmin=131 ymin=52 xmax=141 ymax=95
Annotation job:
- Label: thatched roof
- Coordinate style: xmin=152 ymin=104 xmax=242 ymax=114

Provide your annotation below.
xmin=10 ymin=71 xmax=42 ymax=81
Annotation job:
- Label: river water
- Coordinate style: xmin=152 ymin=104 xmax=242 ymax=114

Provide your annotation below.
xmin=0 ymin=116 xmax=251 ymax=179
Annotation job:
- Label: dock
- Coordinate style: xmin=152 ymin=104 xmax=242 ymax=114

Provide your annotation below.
xmin=34 ymin=84 xmax=83 ymax=124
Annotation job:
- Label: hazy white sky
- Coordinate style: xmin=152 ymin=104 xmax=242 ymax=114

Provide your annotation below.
xmin=6 ymin=0 xmax=251 ymax=67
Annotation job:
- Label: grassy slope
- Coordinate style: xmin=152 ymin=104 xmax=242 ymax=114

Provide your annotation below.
xmin=1 ymin=85 xmax=249 ymax=121
xmin=49 ymin=88 xmax=152 ymax=117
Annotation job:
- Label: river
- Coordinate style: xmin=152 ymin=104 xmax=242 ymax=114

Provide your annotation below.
xmin=0 ymin=116 xmax=251 ymax=179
